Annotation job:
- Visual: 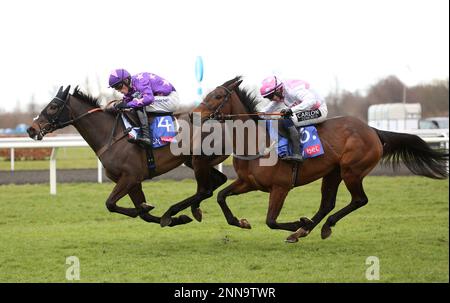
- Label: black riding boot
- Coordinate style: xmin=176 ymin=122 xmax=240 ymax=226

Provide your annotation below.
xmin=284 ymin=125 xmax=303 ymax=162
xmin=136 ymin=108 xmax=152 ymax=149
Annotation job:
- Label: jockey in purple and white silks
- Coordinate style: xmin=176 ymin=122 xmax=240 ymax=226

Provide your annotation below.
xmin=258 ymin=75 xmax=328 ymax=162
xmin=108 ymin=68 xmax=180 ymax=148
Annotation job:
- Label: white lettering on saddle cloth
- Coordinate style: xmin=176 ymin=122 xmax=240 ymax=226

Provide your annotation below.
xmin=120 ymin=114 xmax=176 ymax=148
xmin=300 ymin=127 xmax=323 ymax=157
xmin=267 ymin=120 xmax=324 ymax=159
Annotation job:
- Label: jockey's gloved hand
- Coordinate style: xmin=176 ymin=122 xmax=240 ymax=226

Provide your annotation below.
xmin=114 ymin=102 xmax=129 ymax=110
xmin=281 ymin=108 xmax=293 ymax=118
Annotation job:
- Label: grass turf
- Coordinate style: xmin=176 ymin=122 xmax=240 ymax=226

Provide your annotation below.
xmin=0 ymin=177 xmax=448 ymax=282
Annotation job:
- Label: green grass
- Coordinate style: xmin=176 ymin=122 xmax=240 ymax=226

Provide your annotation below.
xmin=0 ymin=147 xmax=98 ymax=171
xmin=0 ymin=177 xmax=448 ymax=282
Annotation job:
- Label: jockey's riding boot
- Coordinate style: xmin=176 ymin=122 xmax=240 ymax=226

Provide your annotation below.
xmin=136 ymin=108 xmax=152 ymax=149
xmin=284 ymin=125 xmax=303 ymax=162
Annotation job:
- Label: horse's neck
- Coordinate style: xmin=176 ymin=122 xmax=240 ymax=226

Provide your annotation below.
xmin=71 ymin=103 xmax=117 ymax=154
xmin=230 ymin=98 xmax=270 ymax=155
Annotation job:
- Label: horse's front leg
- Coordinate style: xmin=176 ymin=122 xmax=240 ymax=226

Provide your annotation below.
xmin=128 ymin=184 xmax=193 ymax=227
xmin=217 ymin=179 xmax=254 ymax=229
xmin=160 ymin=190 xmax=213 ymax=227
xmin=160 ymin=157 xmax=216 ymax=227
xmin=127 ymin=183 xmax=155 ymax=216
xmin=189 ymin=156 xmax=229 ymax=221
xmin=105 ymin=176 xmax=142 ymax=218
xmin=266 ymin=185 xmax=304 ymax=234
xmin=190 ymin=164 xmax=228 ymax=222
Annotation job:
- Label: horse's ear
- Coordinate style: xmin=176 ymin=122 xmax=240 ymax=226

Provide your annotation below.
xmin=56 ymin=86 xmax=63 ymax=97
xmin=62 ymin=85 xmax=71 ymax=100
xmin=229 ymin=79 xmax=243 ymax=91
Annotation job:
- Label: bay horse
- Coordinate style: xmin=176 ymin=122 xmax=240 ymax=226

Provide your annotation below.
xmin=190 ymin=76 xmax=449 ymax=242
xmin=27 ymin=86 xmax=228 ymax=227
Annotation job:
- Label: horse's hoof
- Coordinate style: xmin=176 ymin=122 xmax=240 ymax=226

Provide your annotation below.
xmin=179 ymin=215 xmax=193 ymax=224
xmin=168 ymin=215 xmax=193 ymax=227
xmin=192 ymin=208 xmax=203 ymax=222
xmin=321 ymin=225 xmax=332 ymax=239
xmin=160 ymin=216 xmax=172 ymax=228
xmin=297 ymin=227 xmax=310 ymax=238
xmin=239 ymin=219 xmax=252 ymax=229
xmin=285 ymin=235 xmax=299 ymax=243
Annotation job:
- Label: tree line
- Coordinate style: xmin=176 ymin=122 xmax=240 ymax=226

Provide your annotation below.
xmin=326 ymin=75 xmax=449 ymax=121
xmin=0 ymin=75 xmax=448 ymax=130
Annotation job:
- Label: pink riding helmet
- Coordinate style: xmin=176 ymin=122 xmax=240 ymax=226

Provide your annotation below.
xmin=260 ymin=75 xmax=283 ymax=97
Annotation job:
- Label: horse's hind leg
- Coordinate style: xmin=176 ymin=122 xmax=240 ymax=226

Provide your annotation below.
xmin=286 ymin=167 xmax=342 ymax=242
xmin=128 ymin=184 xmax=192 ymax=227
xmin=321 ymin=173 xmax=368 ymax=239
xmin=217 ymin=179 xmax=254 ymax=229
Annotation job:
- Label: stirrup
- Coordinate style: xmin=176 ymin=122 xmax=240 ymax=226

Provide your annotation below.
xmin=137 ymin=138 xmax=152 ymax=147
xmin=282 ymin=154 xmax=304 ymax=162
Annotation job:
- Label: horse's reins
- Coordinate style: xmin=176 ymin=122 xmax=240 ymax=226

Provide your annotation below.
xmin=200 ymin=85 xmax=233 ymax=120
xmin=38 ymin=95 xmax=104 ymax=137
xmin=40 ymin=95 xmax=129 ymax=158
xmin=200 ymin=85 xmax=283 ymax=120
xmin=96 ymin=113 xmax=131 ymax=158
xmin=215 ymin=112 xmax=284 ymax=119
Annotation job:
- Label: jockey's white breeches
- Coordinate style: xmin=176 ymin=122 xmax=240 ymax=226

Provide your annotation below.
xmin=144 ymin=91 xmax=196 ymax=115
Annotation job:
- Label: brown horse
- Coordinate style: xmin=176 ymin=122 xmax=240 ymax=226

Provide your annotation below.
xmin=191 ymin=76 xmax=449 ymax=242
xmin=27 ymin=86 xmax=228 ymax=227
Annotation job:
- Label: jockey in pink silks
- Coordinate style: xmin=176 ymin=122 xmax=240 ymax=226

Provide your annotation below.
xmin=259 ymin=75 xmax=328 ymax=162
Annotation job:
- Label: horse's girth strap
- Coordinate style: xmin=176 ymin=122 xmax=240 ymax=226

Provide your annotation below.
xmin=292 ymin=162 xmax=300 ymax=188
xmin=96 ymin=113 xmax=123 ymax=159
xmin=96 ymin=132 xmax=129 ymax=159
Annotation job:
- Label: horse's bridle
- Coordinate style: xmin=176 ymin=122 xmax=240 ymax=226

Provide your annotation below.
xmin=36 ymin=95 xmax=102 ymax=137
xmin=200 ymin=85 xmax=233 ymax=120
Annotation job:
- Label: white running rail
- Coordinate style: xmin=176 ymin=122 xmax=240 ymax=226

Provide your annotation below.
xmin=0 ymin=135 xmax=102 ymax=195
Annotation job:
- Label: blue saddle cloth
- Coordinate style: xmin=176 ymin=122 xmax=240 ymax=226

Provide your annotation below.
xmin=266 ymin=120 xmax=324 ymax=159
xmin=123 ymin=115 xmax=177 ymax=149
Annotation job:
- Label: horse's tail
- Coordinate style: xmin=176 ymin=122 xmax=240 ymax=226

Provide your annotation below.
xmin=373 ymin=128 xmax=449 ymax=179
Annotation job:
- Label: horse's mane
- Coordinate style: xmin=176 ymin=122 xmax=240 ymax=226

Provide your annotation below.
xmin=223 ymin=76 xmax=261 ymax=114
xmin=72 ymin=86 xmax=102 ymax=108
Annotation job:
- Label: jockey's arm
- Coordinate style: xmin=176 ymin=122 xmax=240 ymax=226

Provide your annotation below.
xmin=256 ymin=98 xmax=286 ymax=120
xmin=290 ymin=89 xmax=318 ymax=113
xmin=127 ymin=78 xmax=155 ymax=108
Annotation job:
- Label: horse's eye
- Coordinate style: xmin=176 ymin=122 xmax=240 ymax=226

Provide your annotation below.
xmin=215 ymin=94 xmax=223 ymax=100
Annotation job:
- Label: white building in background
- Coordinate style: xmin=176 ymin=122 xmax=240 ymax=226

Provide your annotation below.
xmin=368 ymin=103 xmax=422 ymax=131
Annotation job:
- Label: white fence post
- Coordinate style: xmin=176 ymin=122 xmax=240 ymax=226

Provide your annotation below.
xmin=50 ymin=147 xmax=58 ymax=195
xmin=97 ymin=158 xmax=103 ymax=183
xmin=10 ymin=148 xmax=14 ymax=172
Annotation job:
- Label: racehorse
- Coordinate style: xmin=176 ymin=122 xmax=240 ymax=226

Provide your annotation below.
xmin=191 ymin=76 xmax=449 ymax=242
xmin=27 ymin=86 xmax=228 ymax=227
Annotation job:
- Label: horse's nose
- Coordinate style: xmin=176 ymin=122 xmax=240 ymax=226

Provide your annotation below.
xmin=27 ymin=126 xmax=36 ymax=138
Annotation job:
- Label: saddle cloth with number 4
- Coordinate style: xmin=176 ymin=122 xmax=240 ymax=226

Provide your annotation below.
xmin=121 ymin=114 xmax=177 ymax=148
